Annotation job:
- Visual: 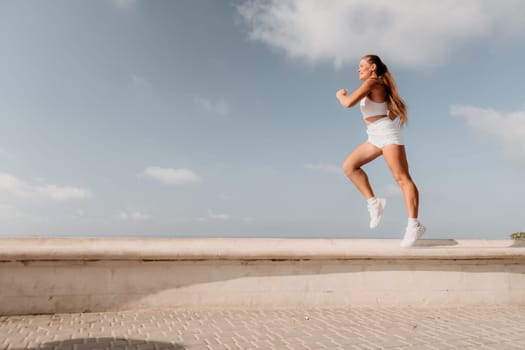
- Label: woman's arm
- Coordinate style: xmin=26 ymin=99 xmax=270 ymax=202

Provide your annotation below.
xmin=336 ymin=79 xmax=375 ymax=108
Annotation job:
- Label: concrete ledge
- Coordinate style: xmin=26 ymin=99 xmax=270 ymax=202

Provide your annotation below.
xmin=1 ymin=238 xmax=524 ymax=315
xmin=1 ymin=237 xmax=524 ymax=261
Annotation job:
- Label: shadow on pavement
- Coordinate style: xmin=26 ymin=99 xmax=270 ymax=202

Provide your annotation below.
xmin=511 ymin=240 xmax=525 ymax=247
xmin=12 ymin=337 xmax=185 ymax=350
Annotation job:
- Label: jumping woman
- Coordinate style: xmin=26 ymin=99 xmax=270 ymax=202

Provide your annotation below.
xmin=336 ymin=54 xmax=425 ymax=248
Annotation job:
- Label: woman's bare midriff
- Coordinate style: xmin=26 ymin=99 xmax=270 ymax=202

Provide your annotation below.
xmin=364 ymin=115 xmax=388 ymax=125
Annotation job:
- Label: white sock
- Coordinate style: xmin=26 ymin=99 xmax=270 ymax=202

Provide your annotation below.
xmin=408 ymin=218 xmax=419 ymax=227
xmin=367 ymin=197 xmax=377 ymax=206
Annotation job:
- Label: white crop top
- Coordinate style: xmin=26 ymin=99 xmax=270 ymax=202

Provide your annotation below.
xmin=360 ymin=96 xmax=388 ymax=119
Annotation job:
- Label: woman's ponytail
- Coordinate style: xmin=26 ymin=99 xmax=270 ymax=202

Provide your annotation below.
xmin=364 ymin=55 xmax=408 ymax=127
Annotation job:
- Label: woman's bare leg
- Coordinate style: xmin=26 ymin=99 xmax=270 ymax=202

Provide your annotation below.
xmin=342 ymin=142 xmax=383 ymax=199
xmin=382 ymin=144 xmax=419 ymax=218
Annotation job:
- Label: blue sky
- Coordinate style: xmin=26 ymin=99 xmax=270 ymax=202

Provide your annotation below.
xmin=1 ymin=0 xmax=524 ymax=239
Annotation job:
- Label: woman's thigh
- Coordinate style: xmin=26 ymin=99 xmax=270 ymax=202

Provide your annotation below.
xmin=382 ymin=144 xmax=411 ymax=180
xmin=343 ymin=142 xmax=383 ymax=170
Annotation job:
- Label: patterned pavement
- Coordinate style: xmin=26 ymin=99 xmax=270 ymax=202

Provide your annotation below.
xmin=2 ymin=306 xmax=525 ymax=350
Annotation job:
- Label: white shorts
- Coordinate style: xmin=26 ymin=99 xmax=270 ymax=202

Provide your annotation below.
xmin=366 ymin=117 xmax=404 ymax=149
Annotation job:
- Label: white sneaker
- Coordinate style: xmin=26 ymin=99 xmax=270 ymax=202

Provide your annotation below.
xmin=368 ymin=198 xmax=386 ymax=229
xmin=400 ymin=224 xmax=426 ymax=248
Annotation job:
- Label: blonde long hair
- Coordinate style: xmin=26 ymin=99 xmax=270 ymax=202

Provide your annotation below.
xmin=363 ymin=55 xmax=408 ymax=127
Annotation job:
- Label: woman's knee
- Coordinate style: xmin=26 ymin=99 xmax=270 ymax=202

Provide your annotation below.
xmin=393 ymin=173 xmax=413 ymax=188
xmin=342 ymin=160 xmax=359 ymax=177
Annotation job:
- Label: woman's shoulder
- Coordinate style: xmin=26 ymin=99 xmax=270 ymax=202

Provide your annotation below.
xmin=361 ymin=78 xmax=380 ymax=90
xmin=365 ymin=79 xmax=387 ymax=101
xmin=367 ymin=78 xmax=386 ymax=92
xmin=357 ymin=78 xmax=385 ymax=99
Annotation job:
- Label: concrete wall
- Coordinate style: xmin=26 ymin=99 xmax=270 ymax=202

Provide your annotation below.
xmin=1 ymin=238 xmax=524 ymax=315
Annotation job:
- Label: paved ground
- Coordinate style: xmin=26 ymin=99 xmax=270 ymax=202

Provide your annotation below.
xmin=1 ymin=306 xmax=525 ymax=350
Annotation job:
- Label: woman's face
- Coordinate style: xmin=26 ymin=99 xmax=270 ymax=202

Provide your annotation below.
xmin=357 ymin=59 xmax=375 ymax=80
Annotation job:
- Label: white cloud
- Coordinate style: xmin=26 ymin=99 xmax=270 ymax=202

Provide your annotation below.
xmin=35 ymin=185 xmax=93 ymax=201
xmin=383 ymin=183 xmax=402 ymax=197
xmin=196 ymin=211 xmax=248 ymax=222
xmin=194 ymin=96 xmax=229 ymax=115
xmin=305 ymin=163 xmax=342 ymax=175
xmin=450 ymin=105 xmax=525 ymax=162
xmin=0 ymin=173 xmax=33 ymax=199
xmin=140 ymin=166 xmax=201 ymax=185
xmin=208 ymin=209 xmax=230 ymax=220
xmin=237 ymin=0 xmax=525 ymax=69
xmin=118 ymin=210 xmax=151 ymax=222
xmin=0 ymin=173 xmax=92 ymax=201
